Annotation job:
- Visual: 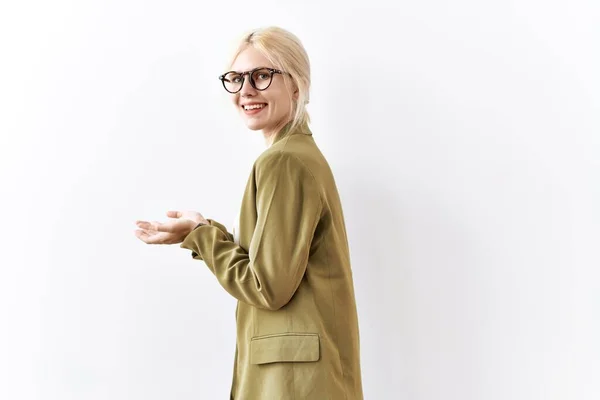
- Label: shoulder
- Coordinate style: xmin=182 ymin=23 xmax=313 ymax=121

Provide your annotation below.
xmin=253 ymin=147 xmax=318 ymax=189
xmin=255 ymin=148 xmax=310 ymax=175
xmin=257 ymin=133 xmax=318 ymax=169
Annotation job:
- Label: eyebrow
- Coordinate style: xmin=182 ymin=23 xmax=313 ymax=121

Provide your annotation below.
xmin=229 ymin=66 xmax=271 ymax=73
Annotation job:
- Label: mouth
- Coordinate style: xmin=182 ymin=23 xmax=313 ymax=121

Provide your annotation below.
xmin=241 ymin=103 xmax=267 ymax=115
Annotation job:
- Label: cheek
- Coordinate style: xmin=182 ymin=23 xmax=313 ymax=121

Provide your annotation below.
xmin=267 ymin=92 xmax=290 ymax=113
xmin=230 ymin=94 xmax=239 ymax=108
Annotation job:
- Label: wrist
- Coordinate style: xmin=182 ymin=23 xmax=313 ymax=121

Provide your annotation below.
xmin=193 ymin=220 xmax=208 ymax=230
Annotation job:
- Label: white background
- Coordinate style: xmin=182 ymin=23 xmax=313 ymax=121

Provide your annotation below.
xmin=1 ymin=1 xmax=598 ymax=399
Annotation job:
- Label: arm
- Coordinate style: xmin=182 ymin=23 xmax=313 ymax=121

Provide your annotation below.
xmin=205 ymin=219 xmax=234 ymax=242
xmin=180 ymin=151 xmax=322 ymax=310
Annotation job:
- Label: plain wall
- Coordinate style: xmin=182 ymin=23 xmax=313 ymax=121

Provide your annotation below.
xmin=1 ymin=1 xmax=598 ymax=399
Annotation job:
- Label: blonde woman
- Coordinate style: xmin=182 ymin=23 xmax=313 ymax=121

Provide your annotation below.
xmin=135 ymin=26 xmax=364 ymax=400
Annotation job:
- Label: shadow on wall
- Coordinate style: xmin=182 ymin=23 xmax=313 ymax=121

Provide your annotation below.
xmin=340 ymin=165 xmax=481 ymax=399
xmin=340 ymin=173 xmax=417 ymax=397
xmin=324 ymin=65 xmax=484 ymax=397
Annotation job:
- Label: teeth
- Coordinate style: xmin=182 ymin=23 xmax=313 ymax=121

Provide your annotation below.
xmin=244 ymin=104 xmax=265 ymax=110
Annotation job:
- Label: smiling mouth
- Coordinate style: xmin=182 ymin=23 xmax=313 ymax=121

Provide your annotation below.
xmin=242 ymin=103 xmax=267 ymax=111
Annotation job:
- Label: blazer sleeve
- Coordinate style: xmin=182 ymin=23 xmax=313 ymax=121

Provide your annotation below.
xmin=180 ymin=151 xmax=323 ymax=310
xmin=205 ymin=219 xmax=234 ymax=242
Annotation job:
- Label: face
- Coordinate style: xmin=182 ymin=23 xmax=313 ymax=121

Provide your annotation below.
xmin=226 ymin=46 xmax=297 ymax=134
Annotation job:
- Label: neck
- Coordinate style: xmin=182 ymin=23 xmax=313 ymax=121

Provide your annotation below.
xmin=264 ymin=133 xmax=274 ymax=147
xmin=263 ymin=129 xmax=276 ymax=147
xmin=263 ymin=119 xmax=293 ymax=147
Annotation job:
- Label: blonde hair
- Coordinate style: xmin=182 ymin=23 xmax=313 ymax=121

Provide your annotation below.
xmin=226 ymin=26 xmax=311 ymax=134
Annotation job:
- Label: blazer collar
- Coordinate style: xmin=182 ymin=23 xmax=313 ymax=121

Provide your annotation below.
xmin=270 ymin=120 xmax=312 ymax=146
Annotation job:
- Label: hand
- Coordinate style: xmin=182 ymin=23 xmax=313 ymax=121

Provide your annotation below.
xmin=134 ymin=210 xmax=209 ymax=245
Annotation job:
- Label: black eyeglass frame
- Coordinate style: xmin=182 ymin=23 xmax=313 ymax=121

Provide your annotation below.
xmin=218 ymin=67 xmax=289 ymax=93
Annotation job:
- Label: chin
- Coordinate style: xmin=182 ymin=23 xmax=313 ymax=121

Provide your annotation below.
xmin=244 ymin=123 xmax=263 ymax=131
xmin=242 ymin=117 xmax=267 ymax=131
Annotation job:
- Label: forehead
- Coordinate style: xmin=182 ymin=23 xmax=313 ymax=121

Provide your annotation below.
xmin=230 ymin=46 xmax=273 ymax=72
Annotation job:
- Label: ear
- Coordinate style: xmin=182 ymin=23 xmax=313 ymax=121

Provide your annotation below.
xmin=293 ymin=88 xmax=299 ymax=100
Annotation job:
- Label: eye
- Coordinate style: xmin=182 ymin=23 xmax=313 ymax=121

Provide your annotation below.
xmin=252 ymin=68 xmax=272 ymax=82
xmin=224 ymin=72 xmax=242 ymax=83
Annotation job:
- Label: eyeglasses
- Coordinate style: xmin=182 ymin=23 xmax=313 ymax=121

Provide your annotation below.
xmin=218 ymin=67 xmax=288 ymax=93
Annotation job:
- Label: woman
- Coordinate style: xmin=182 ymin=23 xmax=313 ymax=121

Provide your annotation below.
xmin=135 ymin=26 xmax=364 ymax=400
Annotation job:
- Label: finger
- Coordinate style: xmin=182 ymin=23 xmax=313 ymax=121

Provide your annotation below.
xmin=152 ymin=220 xmax=173 ymax=233
xmin=135 ymin=221 xmax=158 ymax=234
xmin=166 ymin=210 xmax=181 ymax=218
xmin=135 ymin=229 xmax=168 ymax=244
xmin=136 ymin=221 xmax=153 ymax=230
xmin=134 ymin=229 xmax=153 ymax=243
xmin=137 ymin=221 xmax=167 ymax=233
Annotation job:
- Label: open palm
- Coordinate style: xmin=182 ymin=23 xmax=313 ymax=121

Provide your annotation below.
xmin=134 ymin=210 xmax=208 ymax=245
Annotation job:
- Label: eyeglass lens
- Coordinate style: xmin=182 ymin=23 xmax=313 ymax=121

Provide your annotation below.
xmin=222 ymin=68 xmax=273 ymax=93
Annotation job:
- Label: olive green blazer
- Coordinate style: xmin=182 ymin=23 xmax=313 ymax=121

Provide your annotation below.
xmin=180 ymin=121 xmax=364 ymax=399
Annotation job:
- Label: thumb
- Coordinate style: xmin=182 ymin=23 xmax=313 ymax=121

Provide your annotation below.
xmin=166 ymin=210 xmax=181 ymax=218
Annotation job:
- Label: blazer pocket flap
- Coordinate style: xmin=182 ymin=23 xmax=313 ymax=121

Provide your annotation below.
xmin=250 ymin=333 xmax=320 ymax=365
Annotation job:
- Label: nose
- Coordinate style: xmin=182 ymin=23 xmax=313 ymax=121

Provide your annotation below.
xmin=239 ymin=73 xmax=256 ymax=97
